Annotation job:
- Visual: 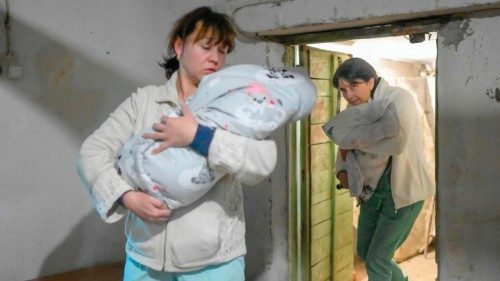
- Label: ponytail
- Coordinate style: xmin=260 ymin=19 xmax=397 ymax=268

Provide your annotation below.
xmin=160 ymin=56 xmax=179 ymax=79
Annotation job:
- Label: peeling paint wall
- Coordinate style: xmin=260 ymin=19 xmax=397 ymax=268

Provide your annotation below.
xmin=437 ymin=11 xmax=500 ymax=281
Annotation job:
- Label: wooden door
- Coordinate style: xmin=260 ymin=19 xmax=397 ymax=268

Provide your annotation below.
xmin=286 ymin=46 xmax=352 ymax=281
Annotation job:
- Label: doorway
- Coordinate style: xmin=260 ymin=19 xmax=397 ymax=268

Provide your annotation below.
xmin=287 ymin=33 xmax=437 ymax=281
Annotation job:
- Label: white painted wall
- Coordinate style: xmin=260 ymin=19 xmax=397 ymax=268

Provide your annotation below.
xmin=2 ymin=1 xmax=499 ymax=280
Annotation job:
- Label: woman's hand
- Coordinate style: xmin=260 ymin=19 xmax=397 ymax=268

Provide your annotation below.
xmin=143 ymin=104 xmax=198 ymax=154
xmin=122 ymin=191 xmax=172 ymax=224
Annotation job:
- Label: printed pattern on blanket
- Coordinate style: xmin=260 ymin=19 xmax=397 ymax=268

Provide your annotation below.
xmin=116 ymin=64 xmax=317 ymax=209
xmin=322 ymin=99 xmax=399 ymax=203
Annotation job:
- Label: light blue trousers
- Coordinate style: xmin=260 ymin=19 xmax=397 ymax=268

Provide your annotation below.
xmin=123 ymin=256 xmax=245 ymax=281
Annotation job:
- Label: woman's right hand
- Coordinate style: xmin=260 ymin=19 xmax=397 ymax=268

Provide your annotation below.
xmin=143 ymin=104 xmax=198 ymax=154
xmin=122 ymin=191 xmax=172 ymax=224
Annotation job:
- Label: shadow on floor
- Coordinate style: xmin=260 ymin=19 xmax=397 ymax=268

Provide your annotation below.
xmin=37 ymin=212 xmax=126 ymax=279
xmin=28 ymin=262 xmax=123 ymax=281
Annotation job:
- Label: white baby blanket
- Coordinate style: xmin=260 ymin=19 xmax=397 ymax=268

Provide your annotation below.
xmin=323 ymin=99 xmax=399 ymax=202
xmin=117 ymin=64 xmax=317 ymax=209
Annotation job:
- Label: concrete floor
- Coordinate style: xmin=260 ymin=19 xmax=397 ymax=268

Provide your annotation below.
xmin=399 ymin=248 xmax=437 ymax=281
xmin=354 ymin=246 xmax=437 ymax=281
xmin=28 ymin=262 xmax=123 ymax=281
xmin=30 ymin=249 xmax=438 ymax=281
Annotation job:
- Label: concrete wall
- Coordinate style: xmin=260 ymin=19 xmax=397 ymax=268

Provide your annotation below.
xmin=1 ymin=1 xmax=499 ymax=280
xmin=0 ymin=1 xmax=168 ymax=280
xmin=233 ymin=0 xmax=500 ymax=35
xmin=437 ymin=11 xmax=500 ymax=281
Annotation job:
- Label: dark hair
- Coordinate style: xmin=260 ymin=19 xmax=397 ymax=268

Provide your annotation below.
xmin=332 ymin=58 xmax=378 ymax=88
xmin=160 ymin=6 xmax=236 ymax=79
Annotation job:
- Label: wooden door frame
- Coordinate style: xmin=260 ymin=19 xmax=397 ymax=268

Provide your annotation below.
xmin=286 ymin=45 xmax=353 ymax=281
xmin=286 ymin=45 xmax=311 ymax=281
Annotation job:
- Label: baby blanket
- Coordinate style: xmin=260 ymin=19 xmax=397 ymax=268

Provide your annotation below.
xmin=322 ymin=99 xmax=399 ymax=202
xmin=116 ymin=64 xmax=317 ymax=208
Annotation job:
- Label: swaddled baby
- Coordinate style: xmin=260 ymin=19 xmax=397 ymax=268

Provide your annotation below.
xmin=323 ymin=98 xmax=399 ymax=203
xmin=116 ymin=64 xmax=317 ymax=209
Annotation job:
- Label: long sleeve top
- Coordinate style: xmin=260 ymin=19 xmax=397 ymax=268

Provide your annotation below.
xmin=334 ymin=78 xmax=435 ymax=209
xmin=76 ymin=71 xmax=277 ymax=271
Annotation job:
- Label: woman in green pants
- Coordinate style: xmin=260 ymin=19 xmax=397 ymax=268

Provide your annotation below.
xmin=332 ymin=58 xmax=435 ymax=281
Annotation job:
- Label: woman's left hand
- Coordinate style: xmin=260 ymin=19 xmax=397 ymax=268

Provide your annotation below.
xmin=143 ymin=103 xmax=198 ymax=154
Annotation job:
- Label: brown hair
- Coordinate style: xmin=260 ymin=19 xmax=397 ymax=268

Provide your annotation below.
xmin=332 ymin=58 xmax=378 ymax=88
xmin=160 ymin=6 xmax=236 ymax=79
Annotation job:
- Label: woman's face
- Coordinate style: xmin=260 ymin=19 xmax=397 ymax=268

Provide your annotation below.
xmin=338 ymin=77 xmax=374 ymax=106
xmin=174 ymin=25 xmax=229 ymax=86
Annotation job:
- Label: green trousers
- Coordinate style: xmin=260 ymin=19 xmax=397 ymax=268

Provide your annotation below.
xmin=357 ymin=159 xmax=424 ymax=281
